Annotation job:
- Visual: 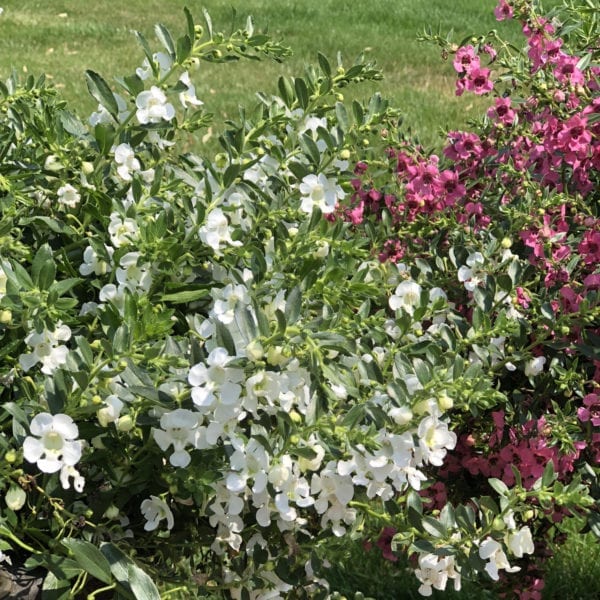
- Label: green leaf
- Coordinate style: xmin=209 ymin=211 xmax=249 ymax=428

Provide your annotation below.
xmin=294 ymin=77 xmax=309 ymax=109
xmin=277 ymin=75 xmax=295 ymax=107
xmin=215 ymin=320 xmax=236 ymax=356
xmin=32 ymin=243 xmax=56 ymax=291
xmin=85 ymin=70 xmax=119 ymax=119
xmin=41 ymin=571 xmax=71 ymax=600
xmin=59 ymin=110 xmax=88 ymax=138
xmin=284 ymin=286 xmax=302 ymax=325
xmin=202 ymin=8 xmax=214 ymax=39
xmin=161 ymin=288 xmax=210 ymax=304
xmin=335 ymin=102 xmax=349 ymax=132
xmin=183 ymin=7 xmax=195 ymax=41
xmin=488 ymin=478 xmax=509 ymax=496
xmin=127 ymin=563 xmax=161 ymax=600
xmin=299 ymin=133 xmax=321 ymax=166
xmin=155 ymin=24 xmax=176 ymax=58
xmin=541 ymin=460 xmax=556 ymax=487
xmin=317 ymin=52 xmax=331 ymax=77
xmin=62 ymin=538 xmax=113 ymax=584
xmin=422 ymin=516 xmax=447 ymax=538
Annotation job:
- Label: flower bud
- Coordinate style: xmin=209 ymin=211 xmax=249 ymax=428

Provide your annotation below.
xmin=117 ymin=415 xmax=134 ymax=432
xmin=245 ymin=340 xmax=264 ymax=362
xmin=0 ymin=309 xmax=12 ymax=324
xmin=5 ymin=485 xmax=26 ymax=511
xmin=501 ymin=237 xmax=512 ymax=249
xmin=4 ymin=450 xmax=17 ymax=463
xmin=103 ymin=504 xmax=120 ymax=520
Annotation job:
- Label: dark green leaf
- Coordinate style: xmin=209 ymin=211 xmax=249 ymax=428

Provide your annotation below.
xmin=62 ymin=539 xmax=113 ymax=584
xmin=85 ymin=70 xmax=119 ymax=119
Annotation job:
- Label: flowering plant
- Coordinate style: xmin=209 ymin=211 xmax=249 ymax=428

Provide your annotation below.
xmin=0 ymin=1 xmax=598 ymax=598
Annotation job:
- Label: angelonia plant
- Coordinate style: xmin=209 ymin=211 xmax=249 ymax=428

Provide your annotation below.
xmin=0 ymin=2 xmax=598 ymax=599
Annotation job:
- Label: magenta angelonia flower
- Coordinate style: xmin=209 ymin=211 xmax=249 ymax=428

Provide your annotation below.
xmin=494 ymin=0 xmax=513 ymax=21
xmin=578 ymin=393 xmax=600 ymax=427
xmin=453 ymin=45 xmax=480 ymax=74
xmin=466 ymin=67 xmax=494 ymax=95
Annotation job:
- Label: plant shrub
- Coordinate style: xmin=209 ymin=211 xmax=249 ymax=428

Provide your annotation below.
xmin=0 ymin=1 xmax=598 ymax=599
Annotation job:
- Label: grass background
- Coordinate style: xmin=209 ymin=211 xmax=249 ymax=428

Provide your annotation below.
xmin=0 ymin=0 xmax=521 ymax=149
xmin=0 ymin=0 xmax=599 ymax=597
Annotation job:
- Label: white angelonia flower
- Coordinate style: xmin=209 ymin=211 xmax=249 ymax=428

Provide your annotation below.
xmin=79 ymin=245 xmax=114 ymax=276
xmin=108 ymin=212 xmax=139 ymax=247
xmin=136 ymin=52 xmax=172 ymax=80
xmin=152 ymin=408 xmax=199 ymax=468
xmin=212 ymin=283 xmax=251 ymax=325
xmin=57 ymin=184 xmax=81 ymax=209
xmin=310 ymin=461 xmax=356 ymax=536
xmin=458 ymin=252 xmax=486 ymax=291
xmin=414 ymin=553 xmax=462 ymax=596
xmin=478 ymin=537 xmax=520 ymax=580
xmin=97 ymin=395 xmax=124 ymax=427
xmin=59 ymin=465 xmax=85 ymax=492
xmin=389 ymin=279 xmax=422 ymax=315
xmin=178 ymin=71 xmax=203 ymax=108
xmin=89 ymin=93 xmax=128 ymax=126
xmin=506 ymin=526 xmax=535 ymax=558
xmin=116 ymin=252 xmax=152 ymax=292
xmin=19 ymin=324 xmax=71 ymax=375
xmin=140 ymin=495 xmax=174 ymax=531
xmin=23 ymin=413 xmax=83 ymax=475
xmin=389 ymin=405 xmax=413 ymax=426
xmin=525 ymin=356 xmax=546 ymax=377
xmin=0 ymin=551 xmax=11 ymax=566
xmin=135 ymin=86 xmax=175 ymax=124
xmin=298 ymin=173 xmax=345 ymax=214
xmin=113 ymin=143 xmax=141 ymax=181
xmin=199 ymin=207 xmax=243 ymax=255
xmin=417 ymin=414 xmax=457 ymax=466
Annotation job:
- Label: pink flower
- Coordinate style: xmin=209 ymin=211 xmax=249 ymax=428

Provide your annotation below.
xmin=453 ymin=45 xmax=480 ymax=74
xmin=494 ymin=0 xmax=513 ymax=21
xmin=553 ymin=54 xmax=585 ymax=86
xmin=578 ymin=230 xmax=600 ymax=265
xmin=487 ymin=97 xmax=516 ymax=125
xmin=465 ymin=67 xmax=494 ymax=95
xmin=578 ymin=393 xmax=600 ymax=426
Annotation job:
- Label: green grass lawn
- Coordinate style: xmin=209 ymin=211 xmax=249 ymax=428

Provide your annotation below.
xmin=0 ymin=0 xmax=521 ymax=149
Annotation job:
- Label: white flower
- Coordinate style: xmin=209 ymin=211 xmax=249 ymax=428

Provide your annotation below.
xmin=140 ymin=495 xmax=174 ymax=531
xmin=57 ymin=184 xmax=81 ymax=209
xmin=19 ymin=323 xmax=71 ymax=375
xmin=152 ymin=408 xmax=199 ymax=468
xmin=458 ymin=252 xmax=486 ymax=291
xmin=59 ymin=465 xmax=85 ymax=492
xmin=417 ymin=414 xmax=457 ymax=466
xmin=136 ymin=52 xmax=172 ymax=80
xmin=298 ymin=173 xmax=345 ymax=214
xmin=79 ymin=245 xmax=113 ymax=276
xmin=23 ymin=413 xmax=83 ymax=474
xmin=506 ymin=526 xmax=534 ymax=558
xmin=108 ymin=212 xmax=139 ymax=247
xmin=113 ymin=143 xmax=141 ymax=181
xmin=389 ymin=279 xmax=422 ymax=314
xmin=525 ymin=356 xmax=546 ymax=377
xmin=89 ymin=93 xmax=128 ymax=126
xmin=0 ymin=551 xmax=11 ymax=566
xmin=390 ymin=405 xmax=413 ymax=426
xmin=415 ymin=553 xmax=461 ymax=596
xmin=199 ymin=207 xmax=243 ymax=254
xmin=478 ymin=537 xmax=520 ymax=581
xmin=135 ymin=86 xmax=175 ymax=124
xmin=97 ymin=395 xmax=124 ymax=427
xmin=178 ymin=71 xmax=203 ymax=108
xmin=115 ymin=252 xmax=152 ymax=292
